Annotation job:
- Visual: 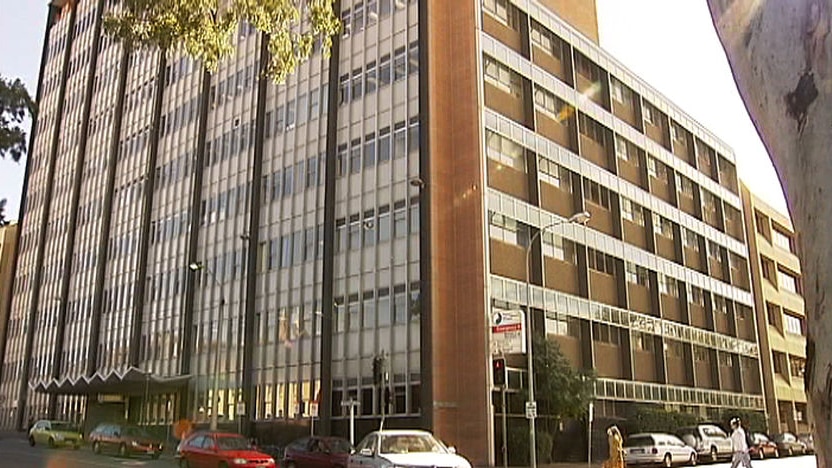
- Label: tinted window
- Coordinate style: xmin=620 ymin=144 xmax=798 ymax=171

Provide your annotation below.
xmin=217 ymin=436 xmax=252 ymax=450
xmin=327 ymin=439 xmax=353 ymax=453
xmin=123 ymin=426 xmax=151 ymax=438
xmin=51 ymin=422 xmax=74 ymax=431
xmin=187 ymin=435 xmax=206 ymax=448
xmin=624 ymin=436 xmax=654 ymax=447
xmin=289 ymin=438 xmax=309 ymax=451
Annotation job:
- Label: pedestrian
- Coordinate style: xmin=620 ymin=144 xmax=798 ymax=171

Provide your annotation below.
xmin=729 ymin=417 xmax=752 ymax=468
xmin=604 ymin=425 xmax=625 ymax=468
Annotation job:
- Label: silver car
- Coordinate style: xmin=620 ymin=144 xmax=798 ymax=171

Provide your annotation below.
xmin=676 ymin=424 xmax=732 ymax=462
xmin=624 ymin=433 xmax=697 ymax=467
xmin=347 ymin=430 xmax=471 ymax=468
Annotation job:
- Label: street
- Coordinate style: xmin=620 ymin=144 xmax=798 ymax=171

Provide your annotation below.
xmin=0 ymin=435 xmax=177 ymax=467
xmin=695 ymin=456 xmax=816 ymax=468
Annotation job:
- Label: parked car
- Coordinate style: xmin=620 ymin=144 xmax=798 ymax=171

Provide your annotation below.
xmin=283 ymin=436 xmax=353 ymax=468
xmin=88 ymin=423 xmax=164 ymax=458
xmin=676 ymin=424 xmax=733 ymax=462
xmin=797 ymin=433 xmax=814 ymax=454
xmin=177 ymin=431 xmax=277 ymax=468
xmin=749 ymin=433 xmax=779 ymax=459
xmin=771 ymin=432 xmax=807 ymax=457
xmin=28 ymin=420 xmax=83 ymax=449
xmin=347 ymin=430 xmax=471 ymax=468
xmin=623 ymin=433 xmax=697 ymax=467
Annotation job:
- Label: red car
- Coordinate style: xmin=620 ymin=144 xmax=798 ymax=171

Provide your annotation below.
xmin=282 ymin=436 xmax=353 ymax=468
xmin=177 ymin=431 xmax=276 ymax=468
xmin=750 ymin=433 xmax=780 ymax=459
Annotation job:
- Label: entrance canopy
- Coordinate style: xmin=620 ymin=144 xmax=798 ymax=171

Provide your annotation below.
xmin=31 ymin=367 xmax=191 ymax=396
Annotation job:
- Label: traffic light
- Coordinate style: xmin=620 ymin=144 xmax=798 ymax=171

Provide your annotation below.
xmin=492 ymin=357 xmax=507 ymax=387
xmin=372 ymin=355 xmax=383 ymax=386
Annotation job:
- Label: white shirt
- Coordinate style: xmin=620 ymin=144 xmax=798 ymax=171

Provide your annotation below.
xmin=731 ymin=427 xmax=749 ymax=453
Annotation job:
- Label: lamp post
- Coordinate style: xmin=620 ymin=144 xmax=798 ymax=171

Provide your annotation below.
xmin=524 ymin=211 xmax=590 ymax=468
xmin=189 ymin=261 xmax=226 ymax=431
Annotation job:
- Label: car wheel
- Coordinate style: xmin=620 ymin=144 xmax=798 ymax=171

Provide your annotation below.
xmin=28 ymin=436 xmax=35 ymax=447
xmin=219 ymin=462 xmax=229 ymax=468
xmin=119 ymin=443 xmax=129 ymax=458
xmin=287 ymin=462 xmax=296 ymax=468
xmin=179 ymin=459 xmax=190 ymax=468
xmin=152 ymin=452 xmax=161 ymax=460
xmin=47 ymin=438 xmax=55 ymax=448
xmin=92 ymin=441 xmax=101 ymax=454
xmin=688 ymin=452 xmax=697 ymax=466
xmin=663 ymin=454 xmax=672 ymax=468
xmin=710 ymin=446 xmax=718 ymax=463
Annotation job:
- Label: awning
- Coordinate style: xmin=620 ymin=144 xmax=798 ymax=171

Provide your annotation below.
xmin=31 ymin=367 xmax=192 ymax=396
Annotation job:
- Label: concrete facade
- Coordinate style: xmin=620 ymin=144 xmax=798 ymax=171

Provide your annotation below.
xmin=741 ymin=183 xmax=810 ymax=435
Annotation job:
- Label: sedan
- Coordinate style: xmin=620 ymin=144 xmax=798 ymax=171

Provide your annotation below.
xmin=749 ymin=433 xmax=779 ymax=459
xmin=624 ymin=433 xmax=697 ymax=467
xmin=347 ymin=430 xmax=471 ymax=468
xmin=771 ymin=432 xmax=807 ymax=457
xmin=178 ymin=431 xmax=277 ymax=468
xmin=28 ymin=420 xmax=83 ymax=449
xmin=283 ymin=436 xmax=353 ymax=468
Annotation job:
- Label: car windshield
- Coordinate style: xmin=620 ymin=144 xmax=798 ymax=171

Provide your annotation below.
xmin=217 ymin=436 xmax=253 ymax=451
xmin=51 ymin=422 xmax=76 ymax=431
xmin=327 ymin=439 xmax=353 ymax=453
xmin=624 ymin=436 xmax=654 ymax=447
xmin=379 ymin=434 xmax=446 ymax=454
xmin=123 ymin=426 xmax=152 ymax=438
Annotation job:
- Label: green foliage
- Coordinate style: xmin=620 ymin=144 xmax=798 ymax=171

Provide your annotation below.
xmin=103 ymin=0 xmax=340 ymax=83
xmin=532 ymin=335 xmax=596 ymax=420
xmin=507 ymin=423 xmax=554 ymax=465
xmin=623 ymin=405 xmax=701 ymax=435
xmin=0 ymin=76 xmax=35 ymax=163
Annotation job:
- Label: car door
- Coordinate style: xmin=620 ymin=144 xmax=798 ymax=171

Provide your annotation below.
xmin=198 ymin=434 xmax=219 ymax=468
xmin=31 ymin=421 xmax=46 ymax=445
xmin=182 ymin=435 xmax=205 ymax=468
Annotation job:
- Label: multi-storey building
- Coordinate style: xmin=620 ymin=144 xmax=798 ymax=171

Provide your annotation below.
xmin=0 ymin=222 xmax=19 ymax=380
xmin=741 ymin=184 xmax=810 ymax=434
xmin=1 ymin=0 xmax=764 ymax=464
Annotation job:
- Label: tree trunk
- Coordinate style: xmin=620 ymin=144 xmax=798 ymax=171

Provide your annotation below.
xmin=706 ymin=1 xmax=832 ymax=466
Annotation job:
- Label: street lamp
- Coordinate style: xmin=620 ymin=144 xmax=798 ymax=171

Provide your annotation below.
xmin=189 ymin=261 xmax=226 ymax=431
xmin=523 ymin=210 xmax=590 ymax=468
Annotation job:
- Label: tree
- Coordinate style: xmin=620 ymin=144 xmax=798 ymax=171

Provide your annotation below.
xmin=103 ymin=0 xmax=340 ymax=83
xmin=532 ymin=335 xmax=595 ymax=423
xmin=706 ymin=1 xmax=832 ymax=465
xmin=0 ymin=76 xmax=34 ymax=163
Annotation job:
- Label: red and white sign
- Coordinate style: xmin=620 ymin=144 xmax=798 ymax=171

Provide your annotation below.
xmin=490 ymin=310 xmax=526 ymax=355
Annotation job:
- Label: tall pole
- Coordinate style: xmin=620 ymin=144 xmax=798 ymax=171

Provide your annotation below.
xmin=524 ymin=212 xmax=590 ymax=468
xmin=189 ymin=261 xmax=226 ymax=431
xmin=210 ymin=298 xmax=225 ymax=430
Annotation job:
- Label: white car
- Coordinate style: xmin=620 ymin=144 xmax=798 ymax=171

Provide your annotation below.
xmin=624 ymin=433 xmax=698 ymax=467
xmin=348 ymin=430 xmax=471 ymax=468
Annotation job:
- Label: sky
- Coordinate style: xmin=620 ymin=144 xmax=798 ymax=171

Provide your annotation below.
xmin=0 ymin=0 xmax=788 ymax=223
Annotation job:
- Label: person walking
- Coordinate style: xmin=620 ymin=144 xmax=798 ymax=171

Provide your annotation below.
xmin=604 ymin=425 xmax=625 ymax=468
xmin=730 ymin=417 xmax=752 ymax=468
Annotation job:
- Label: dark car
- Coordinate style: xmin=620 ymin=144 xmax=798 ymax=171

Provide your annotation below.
xmin=177 ymin=431 xmax=276 ymax=468
xmin=283 ymin=436 xmax=353 ymax=468
xmin=749 ymin=433 xmax=779 ymax=459
xmin=88 ymin=423 xmax=164 ymax=458
xmin=771 ymin=432 xmax=807 ymax=457
xmin=797 ymin=433 xmax=814 ymax=454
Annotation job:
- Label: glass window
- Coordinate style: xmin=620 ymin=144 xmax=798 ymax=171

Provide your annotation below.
xmin=772 ymin=228 xmax=793 ymax=252
xmin=485 ymin=130 xmax=525 ymax=171
xmin=778 ymin=269 xmax=800 ymax=294
xmin=393 ymin=122 xmax=407 ymax=159
xmin=379 ymin=54 xmax=392 ymax=86
xmin=365 ymin=61 xmax=377 ymax=94
xmin=784 ymin=313 xmax=804 ymax=335
xmin=620 ymin=198 xmax=645 ymax=226
xmin=378 ymin=127 xmax=391 ymax=162
xmin=393 ymin=47 xmax=407 ymax=81
xmin=364 ymin=133 xmax=376 ymax=168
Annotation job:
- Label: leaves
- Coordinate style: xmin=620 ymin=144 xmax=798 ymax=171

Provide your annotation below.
xmin=532 ymin=335 xmax=596 ymax=420
xmin=103 ymin=0 xmax=340 ymax=83
xmin=0 ymin=76 xmax=35 ymax=162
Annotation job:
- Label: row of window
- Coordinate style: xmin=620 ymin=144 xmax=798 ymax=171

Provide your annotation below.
xmin=337 ymin=41 xmax=419 ymax=106
xmin=334 ymin=198 xmax=420 ymax=253
xmin=340 ymin=0 xmax=416 ymax=36
xmin=335 ymin=118 xmax=419 ymax=177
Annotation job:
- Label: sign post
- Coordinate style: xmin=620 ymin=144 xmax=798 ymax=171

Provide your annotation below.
xmin=309 ymin=402 xmax=319 ymax=436
xmin=341 ymin=399 xmax=360 ymax=445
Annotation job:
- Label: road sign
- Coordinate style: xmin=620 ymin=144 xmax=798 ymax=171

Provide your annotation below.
xmin=490 ymin=309 xmax=526 ymax=355
xmin=525 ymin=401 xmax=537 ymax=419
xmin=309 ymin=402 xmax=319 ymax=418
xmin=236 ymin=402 xmax=245 ymax=415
